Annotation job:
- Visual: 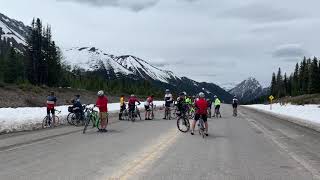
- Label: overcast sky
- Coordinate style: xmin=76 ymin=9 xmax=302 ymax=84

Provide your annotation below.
xmin=2 ymin=0 xmax=320 ymax=87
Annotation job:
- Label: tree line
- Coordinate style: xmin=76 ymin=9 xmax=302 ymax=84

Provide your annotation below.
xmin=0 ymin=18 xmax=162 ymax=97
xmin=271 ymin=56 xmax=320 ymax=98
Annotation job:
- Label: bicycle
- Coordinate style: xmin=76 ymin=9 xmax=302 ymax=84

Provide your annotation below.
xmin=214 ymin=107 xmax=222 ymax=118
xmin=198 ymin=117 xmax=206 ymax=138
xmin=177 ymin=111 xmax=190 ymax=133
xmin=83 ymin=106 xmax=101 ymax=134
xmin=121 ymin=108 xmax=129 ymax=121
xmin=164 ymin=106 xmax=172 ymax=120
xmin=150 ymin=104 xmax=155 ymax=120
xmin=67 ymin=105 xmax=87 ymax=126
xmin=186 ymin=105 xmax=195 ymax=119
xmin=129 ymin=105 xmax=141 ymax=122
xmin=42 ymin=110 xmax=61 ymax=128
xmin=172 ymin=105 xmax=178 ymax=119
xmin=233 ymin=107 xmax=238 ymax=117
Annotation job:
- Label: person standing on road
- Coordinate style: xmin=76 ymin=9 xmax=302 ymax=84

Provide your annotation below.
xmin=46 ymin=91 xmax=57 ymax=126
xmin=119 ymin=95 xmax=126 ymax=120
xmin=176 ymin=92 xmax=187 ymax=117
xmin=232 ymin=96 xmax=239 ymax=116
xmin=128 ymin=94 xmax=141 ymax=118
xmin=214 ymin=95 xmax=222 ymax=118
xmin=191 ymin=92 xmax=208 ymax=136
xmin=163 ymin=89 xmax=173 ymax=119
xmin=96 ymin=90 xmax=108 ymax=132
xmin=144 ymin=95 xmax=154 ymax=120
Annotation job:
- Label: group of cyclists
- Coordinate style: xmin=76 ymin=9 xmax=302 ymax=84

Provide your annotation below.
xmin=46 ymin=89 xmax=239 ymax=135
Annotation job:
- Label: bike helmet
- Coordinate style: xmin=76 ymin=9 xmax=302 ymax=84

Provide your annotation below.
xmin=214 ymin=95 xmax=217 ymax=98
xmin=199 ymin=92 xmax=205 ymax=98
xmin=179 ymin=92 xmax=185 ymax=96
xmin=165 ymin=89 xmax=170 ymax=93
xmin=131 ymin=94 xmax=135 ymax=97
xmin=97 ymin=90 xmax=104 ymax=96
xmin=234 ymin=95 xmax=237 ymax=98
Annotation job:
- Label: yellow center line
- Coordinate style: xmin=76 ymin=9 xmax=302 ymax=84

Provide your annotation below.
xmin=106 ymin=128 xmax=181 ymax=180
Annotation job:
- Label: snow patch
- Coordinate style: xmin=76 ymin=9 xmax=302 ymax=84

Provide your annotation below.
xmin=244 ymin=104 xmax=320 ymax=124
xmin=0 ymin=101 xmax=165 ymax=133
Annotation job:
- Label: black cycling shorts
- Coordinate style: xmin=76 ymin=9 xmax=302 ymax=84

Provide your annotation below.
xmin=47 ymin=108 xmax=55 ymax=115
xmin=195 ymin=114 xmax=207 ymax=122
xmin=129 ymin=105 xmax=135 ymax=112
xmin=120 ymin=105 xmax=126 ymax=112
xmin=215 ymin=105 xmax=220 ymax=110
xmin=145 ymin=105 xmax=151 ymax=111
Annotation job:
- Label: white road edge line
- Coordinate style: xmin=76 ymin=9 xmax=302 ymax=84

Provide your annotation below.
xmin=245 ymin=117 xmax=320 ymax=180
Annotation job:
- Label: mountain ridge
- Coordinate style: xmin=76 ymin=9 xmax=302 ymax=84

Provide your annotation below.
xmin=0 ymin=12 xmax=233 ymax=102
xmin=229 ymin=77 xmax=269 ymax=103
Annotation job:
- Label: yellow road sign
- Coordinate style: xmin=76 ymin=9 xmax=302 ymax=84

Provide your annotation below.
xmin=269 ymin=95 xmax=274 ymax=101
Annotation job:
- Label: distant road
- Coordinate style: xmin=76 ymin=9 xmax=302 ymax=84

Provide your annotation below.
xmin=0 ymin=105 xmax=319 ymax=180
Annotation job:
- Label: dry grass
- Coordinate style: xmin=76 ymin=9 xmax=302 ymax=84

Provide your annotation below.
xmin=278 ymin=94 xmax=320 ymax=105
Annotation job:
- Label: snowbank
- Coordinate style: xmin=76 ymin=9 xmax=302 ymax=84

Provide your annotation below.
xmin=0 ymin=101 xmax=164 ymax=133
xmin=244 ymin=104 xmax=320 ymax=124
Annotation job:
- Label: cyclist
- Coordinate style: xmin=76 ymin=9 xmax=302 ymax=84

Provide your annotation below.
xmin=232 ymin=96 xmax=239 ymax=116
xmin=144 ymin=95 xmax=154 ymax=120
xmin=46 ymin=91 xmax=57 ymax=126
xmin=96 ymin=90 xmax=108 ymax=132
xmin=191 ymin=92 xmax=208 ymax=136
xmin=75 ymin=94 xmax=81 ymax=102
xmin=71 ymin=96 xmax=84 ymax=122
xmin=214 ymin=95 xmax=222 ymax=118
xmin=163 ymin=89 xmax=173 ymax=119
xmin=128 ymin=94 xmax=141 ymax=118
xmin=119 ymin=95 xmax=126 ymax=120
xmin=176 ymin=92 xmax=187 ymax=117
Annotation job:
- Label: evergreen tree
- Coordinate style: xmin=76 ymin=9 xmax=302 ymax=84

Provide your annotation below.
xmin=309 ymin=57 xmax=320 ymax=93
xmin=270 ymin=72 xmax=276 ymax=96
xmin=276 ymin=68 xmax=284 ymax=98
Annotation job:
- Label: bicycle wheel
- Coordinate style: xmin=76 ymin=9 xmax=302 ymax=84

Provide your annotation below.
xmin=130 ymin=112 xmax=135 ymax=122
xmin=54 ymin=116 xmax=60 ymax=127
xmin=42 ymin=116 xmax=50 ymax=129
xmin=67 ymin=113 xmax=75 ymax=125
xmin=137 ymin=109 xmax=141 ymax=120
xmin=72 ymin=113 xmax=82 ymax=127
xmin=83 ymin=117 xmax=91 ymax=134
xmin=177 ymin=116 xmax=190 ymax=133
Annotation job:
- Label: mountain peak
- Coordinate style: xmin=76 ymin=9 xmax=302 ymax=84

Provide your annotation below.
xmin=0 ymin=13 xmax=30 ymax=48
xmin=229 ymin=77 xmax=264 ymax=102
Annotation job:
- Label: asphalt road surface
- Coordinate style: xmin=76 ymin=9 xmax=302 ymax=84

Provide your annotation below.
xmin=0 ymin=105 xmax=320 ymax=180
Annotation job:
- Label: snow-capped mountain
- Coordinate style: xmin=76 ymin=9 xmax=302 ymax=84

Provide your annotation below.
xmin=229 ymin=77 xmax=268 ymax=103
xmin=63 ymin=47 xmax=180 ymax=83
xmin=0 ymin=12 xmax=233 ymax=102
xmin=63 ymin=47 xmax=233 ymax=102
xmin=0 ymin=13 xmax=30 ymax=50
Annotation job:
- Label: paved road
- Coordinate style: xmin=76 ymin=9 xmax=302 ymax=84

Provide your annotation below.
xmin=0 ymin=105 xmax=319 ymax=180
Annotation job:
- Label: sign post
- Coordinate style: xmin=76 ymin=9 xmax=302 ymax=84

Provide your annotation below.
xmin=269 ymin=95 xmax=274 ymax=110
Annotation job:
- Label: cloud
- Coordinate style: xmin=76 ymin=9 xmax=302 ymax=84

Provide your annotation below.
xmin=57 ymin=0 xmax=198 ymax=11
xmin=272 ymin=44 xmax=308 ymax=59
xmin=57 ymin=0 xmax=159 ymax=11
xmin=222 ymin=2 xmax=300 ymax=23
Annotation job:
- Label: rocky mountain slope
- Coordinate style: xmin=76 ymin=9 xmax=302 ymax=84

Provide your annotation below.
xmin=0 ymin=13 xmax=30 ymax=50
xmin=229 ymin=77 xmax=269 ymax=103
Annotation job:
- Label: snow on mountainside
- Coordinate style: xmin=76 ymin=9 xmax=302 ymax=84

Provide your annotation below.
xmin=63 ymin=47 xmax=180 ymax=83
xmin=229 ymin=77 xmax=265 ymax=102
xmin=114 ymin=55 xmax=179 ymax=83
xmin=0 ymin=13 xmax=29 ymax=47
